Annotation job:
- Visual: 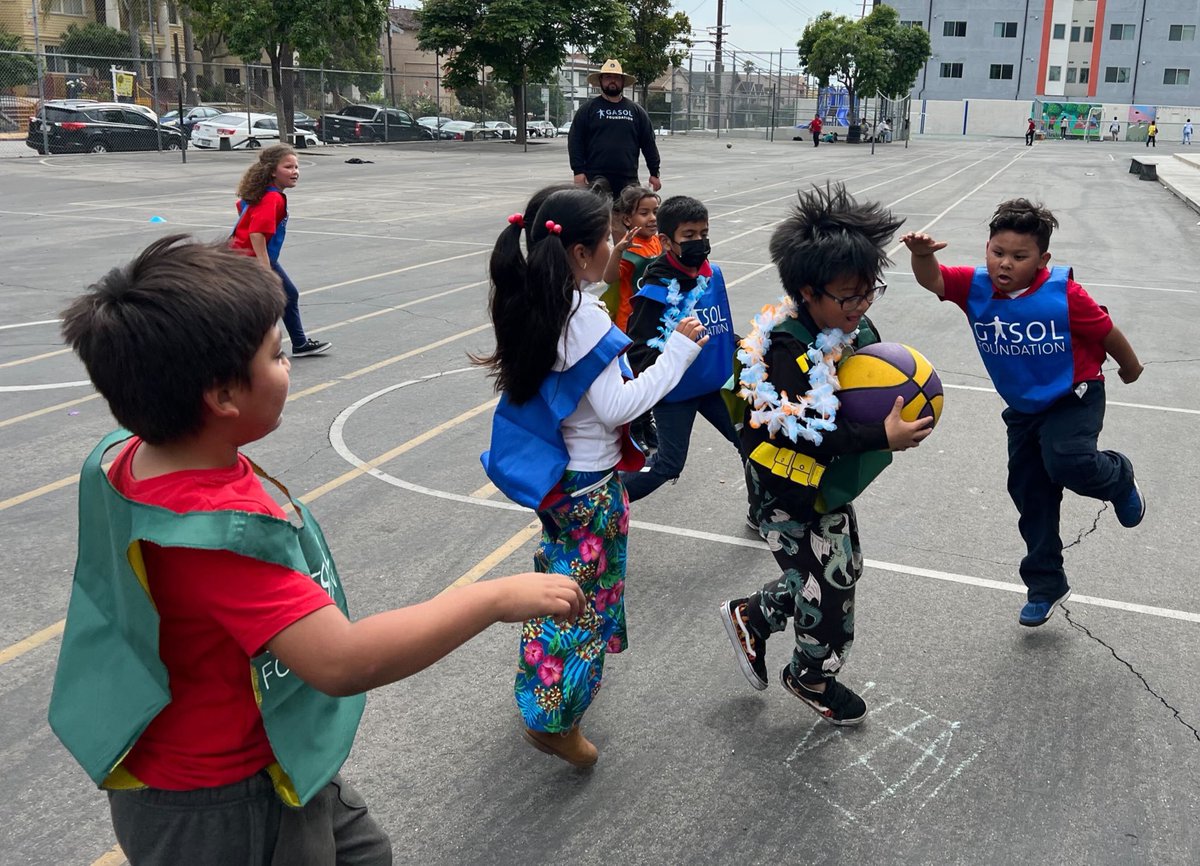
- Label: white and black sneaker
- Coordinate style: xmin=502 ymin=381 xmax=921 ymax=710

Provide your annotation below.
xmin=781 ymin=666 xmax=867 ymax=726
xmin=292 ymin=338 xmax=331 ymax=357
xmin=720 ymin=598 xmax=768 ymax=690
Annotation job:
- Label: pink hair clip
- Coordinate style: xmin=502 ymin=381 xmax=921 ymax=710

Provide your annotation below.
xmin=545 ymin=220 xmax=562 ymax=235
xmin=507 ymin=213 xmax=525 ymax=227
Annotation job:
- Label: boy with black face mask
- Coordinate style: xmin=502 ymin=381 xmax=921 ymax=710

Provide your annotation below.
xmin=622 ymin=195 xmax=743 ymax=501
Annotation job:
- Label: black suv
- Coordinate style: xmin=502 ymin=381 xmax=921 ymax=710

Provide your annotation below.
xmin=26 ymin=101 xmax=184 ymax=154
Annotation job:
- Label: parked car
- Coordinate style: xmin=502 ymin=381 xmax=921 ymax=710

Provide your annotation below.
xmin=191 ymin=113 xmax=320 ymax=149
xmin=316 ymin=105 xmax=433 ymax=143
xmin=25 ymin=101 xmax=182 ymax=154
xmin=159 ymin=105 xmax=224 ymax=139
xmin=417 ymin=115 xmax=455 ymax=130
xmin=440 ymin=120 xmax=500 ymax=141
xmin=483 ymin=120 xmax=516 ymax=139
xmin=557 ymin=120 xmax=572 ymax=135
xmin=525 ymin=119 xmax=557 ymax=138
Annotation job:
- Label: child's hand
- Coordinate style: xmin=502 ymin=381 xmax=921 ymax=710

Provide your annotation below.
xmin=1118 ymin=363 xmax=1143 ymax=384
xmin=900 ymin=232 xmax=948 ymax=257
xmin=614 ymin=226 xmax=637 ymax=254
xmin=883 ymin=397 xmax=934 ymax=451
xmin=490 ymin=573 xmax=585 ymax=624
xmin=675 ymin=316 xmax=709 ymax=346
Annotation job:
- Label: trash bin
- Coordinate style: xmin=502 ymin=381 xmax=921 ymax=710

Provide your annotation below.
xmin=464 ymin=130 xmax=474 ymax=142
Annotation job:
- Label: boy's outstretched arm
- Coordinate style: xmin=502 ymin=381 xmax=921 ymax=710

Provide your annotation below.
xmin=267 ymin=573 xmax=585 ymax=697
xmin=899 ymin=232 xmax=948 ymax=298
xmin=1103 ymin=325 xmax=1144 ymax=383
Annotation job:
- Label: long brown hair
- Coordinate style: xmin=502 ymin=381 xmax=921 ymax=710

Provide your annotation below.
xmin=237 ymin=144 xmax=296 ymax=203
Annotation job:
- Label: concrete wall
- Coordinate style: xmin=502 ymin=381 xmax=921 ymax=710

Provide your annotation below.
xmin=915 ymin=97 xmax=1200 ymax=138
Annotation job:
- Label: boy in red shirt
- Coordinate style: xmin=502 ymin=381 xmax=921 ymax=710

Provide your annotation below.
xmin=901 ymin=199 xmax=1145 ymax=627
xmin=53 ymin=236 xmax=584 ymax=864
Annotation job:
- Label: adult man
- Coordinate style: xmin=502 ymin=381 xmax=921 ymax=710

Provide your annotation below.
xmin=809 ymin=113 xmax=823 ymax=147
xmin=568 ymin=59 xmax=661 ymax=199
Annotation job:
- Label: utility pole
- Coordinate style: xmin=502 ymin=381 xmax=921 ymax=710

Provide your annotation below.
xmin=713 ymin=0 xmax=724 ymax=135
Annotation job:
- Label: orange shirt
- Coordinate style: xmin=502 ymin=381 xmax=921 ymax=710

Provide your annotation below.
xmin=615 ymin=233 xmax=663 ymax=331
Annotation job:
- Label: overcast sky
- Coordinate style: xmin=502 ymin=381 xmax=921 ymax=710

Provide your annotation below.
xmin=678 ymin=0 xmax=870 ymax=55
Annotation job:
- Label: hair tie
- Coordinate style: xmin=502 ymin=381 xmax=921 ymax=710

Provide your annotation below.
xmin=545 ymin=220 xmax=562 ymax=235
xmin=507 ymin=213 xmax=524 ymax=227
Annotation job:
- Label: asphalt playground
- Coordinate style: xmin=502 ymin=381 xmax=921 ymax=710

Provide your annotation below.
xmin=1 ymin=131 xmax=1198 ymax=865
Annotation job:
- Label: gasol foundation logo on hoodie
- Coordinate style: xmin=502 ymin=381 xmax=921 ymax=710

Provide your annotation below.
xmin=596 ymin=107 xmax=635 ymax=122
xmin=973 ymin=314 xmax=1068 ymax=357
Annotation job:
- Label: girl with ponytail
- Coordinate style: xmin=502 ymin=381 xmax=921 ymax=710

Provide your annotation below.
xmin=478 ymin=185 xmax=707 ymax=767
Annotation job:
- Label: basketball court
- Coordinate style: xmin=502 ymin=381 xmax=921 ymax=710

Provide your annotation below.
xmin=1 ymin=133 xmax=1198 ymax=864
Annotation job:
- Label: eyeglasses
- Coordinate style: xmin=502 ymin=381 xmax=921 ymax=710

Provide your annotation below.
xmin=821 ymin=280 xmax=887 ymax=310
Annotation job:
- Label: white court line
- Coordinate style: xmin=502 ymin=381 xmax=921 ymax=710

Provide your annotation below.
xmin=942 ymin=382 xmax=1200 ymax=416
xmin=328 ymin=372 xmax=1200 ymax=626
xmin=0 ymin=380 xmax=90 ymax=392
xmin=0 ymin=318 xmax=61 ymax=331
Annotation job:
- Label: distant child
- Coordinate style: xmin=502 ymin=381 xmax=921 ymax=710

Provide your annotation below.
xmin=720 ymin=184 xmax=926 ymax=726
xmin=600 ymin=185 xmax=663 ymax=455
xmin=1183 ymin=118 xmax=1193 ymax=145
xmin=1147 ymin=121 xmax=1158 ymax=147
xmin=50 ymin=236 xmax=585 ymax=864
xmin=621 ymin=195 xmax=743 ymax=502
xmin=1109 ymin=116 xmax=1121 ymax=141
xmin=901 ymin=199 xmax=1145 ymax=628
xmin=480 ymin=186 xmax=706 ymax=766
xmin=230 ymin=144 xmax=330 ymax=356
xmin=809 ymin=113 xmax=823 ymax=147
xmin=1025 ymin=117 xmax=1035 ymax=146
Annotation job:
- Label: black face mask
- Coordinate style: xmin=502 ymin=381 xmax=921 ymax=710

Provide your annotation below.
xmin=676 ymin=238 xmax=710 ymax=268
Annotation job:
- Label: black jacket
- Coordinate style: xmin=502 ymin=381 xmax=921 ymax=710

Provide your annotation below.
xmin=568 ymin=96 xmax=660 ymax=179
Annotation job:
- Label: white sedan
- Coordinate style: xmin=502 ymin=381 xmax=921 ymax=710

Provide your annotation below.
xmin=192 ymin=112 xmax=320 ymax=149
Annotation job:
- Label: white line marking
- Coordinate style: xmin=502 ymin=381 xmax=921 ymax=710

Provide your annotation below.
xmin=0 ymin=318 xmax=62 ymax=331
xmin=941 ymin=383 xmax=1200 ymax=416
xmin=0 ymin=380 xmax=91 ymax=392
xmin=328 ymin=373 xmax=1200 ymax=625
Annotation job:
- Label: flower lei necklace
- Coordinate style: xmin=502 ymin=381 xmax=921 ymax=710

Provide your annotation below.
xmin=736 ymin=294 xmax=857 ymax=445
xmin=647 ymin=276 xmax=708 ymax=351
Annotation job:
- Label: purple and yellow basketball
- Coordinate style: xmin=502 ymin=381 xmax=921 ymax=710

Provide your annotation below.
xmin=836 ymin=343 xmax=943 ymax=428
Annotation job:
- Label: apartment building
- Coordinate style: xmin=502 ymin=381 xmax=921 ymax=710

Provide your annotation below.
xmin=887 ymin=0 xmax=1199 ymax=105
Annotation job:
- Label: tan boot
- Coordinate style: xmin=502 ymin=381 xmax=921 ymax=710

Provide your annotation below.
xmin=522 ymin=725 xmax=599 ymax=767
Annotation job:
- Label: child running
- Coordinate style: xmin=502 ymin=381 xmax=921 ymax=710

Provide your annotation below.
xmin=621 ymin=195 xmax=743 ymax=502
xmin=230 ymin=144 xmax=330 ymax=356
xmin=901 ymin=199 xmax=1145 ymax=627
xmin=50 ymin=235 xmax=584 ymax=864
xmin=479 ymin=186 xmax=707 ymax=766
xmin=721 ymin=184 xmax=929 ymax=726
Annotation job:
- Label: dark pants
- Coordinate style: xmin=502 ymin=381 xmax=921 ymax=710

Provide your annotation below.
xmin=1002 ymin=380 xmax=1132 ymax=603
xmin=272 ymin=263 xmax=308 ymax=348
xmin=1025 ymin=130 xmax=1035 ymax=146
xmin=812 ymin=134 xmax=820 ymax=147
xmin=108 ymin=772 xmax=391 ymax=866
xmin=621 ymin=391 xmax=741 ymax=502
xmin=748 ymin=498 xmax=862 ymax=684
xmin=1147 ymin=135 xmax=1156 ymax=147
xmin=587 ymin=174 xmax=638 ymax=201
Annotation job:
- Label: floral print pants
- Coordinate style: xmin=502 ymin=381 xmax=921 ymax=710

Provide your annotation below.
xmin=516 ymin=469 xmax=629 ymax=733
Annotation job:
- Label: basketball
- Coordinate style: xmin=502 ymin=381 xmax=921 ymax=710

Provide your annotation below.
xmin=836 ymin=343 xmax=943 ymax=427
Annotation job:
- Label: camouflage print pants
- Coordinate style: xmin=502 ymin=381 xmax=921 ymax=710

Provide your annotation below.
xmin=752 ymin=504 xmax=862 ymax=684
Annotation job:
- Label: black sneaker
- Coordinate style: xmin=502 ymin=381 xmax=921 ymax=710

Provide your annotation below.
xmin=781 ymin=666 xmax=867 ymax=726
xmin=292 ymin=338 xmax=331 ymax=357
xmin=720 ymin=598 xmax=768 ymax=690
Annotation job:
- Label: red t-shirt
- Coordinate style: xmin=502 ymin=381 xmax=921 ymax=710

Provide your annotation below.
xmin=108 ymin=438 xmax=334 ymax=790
xmin=230 ymin=189 xmax=287 ymax=255
xmin=940 ymin=265 xmax=1112 ymax=383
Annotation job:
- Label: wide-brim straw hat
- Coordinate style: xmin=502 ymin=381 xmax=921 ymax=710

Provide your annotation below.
xmin=587 ymin=59 xmax=637 ymax=88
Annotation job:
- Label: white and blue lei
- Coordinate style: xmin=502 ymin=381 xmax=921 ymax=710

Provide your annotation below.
xmin=646 ymin=276 xmax=708 ymax=351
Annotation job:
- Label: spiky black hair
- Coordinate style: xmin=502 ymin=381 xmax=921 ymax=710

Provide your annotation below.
xmin=989 ymin=198 xmax=1058 ymax=253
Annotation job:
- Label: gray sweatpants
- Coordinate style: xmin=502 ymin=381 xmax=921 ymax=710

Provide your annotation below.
xmin=108 ymin=771 xmax=391 ymax=866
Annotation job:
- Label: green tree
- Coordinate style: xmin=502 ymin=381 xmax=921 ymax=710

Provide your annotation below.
xmin=0 ymin=29 xmax=38 ymax=87
xmin=187 ymin=0 xmax=386 ymax=134
xmin=57 ymin=22 xmax=148 ymax=75
xmin=861 ymin=5 xmax=931 ymax=97
xmin=798 ymin=13 xmax=878 ymax=127
xmin=622 ymin=0 xmax=690 ymax=104
xmin=417 ymin=0 xmax=632 ymax=144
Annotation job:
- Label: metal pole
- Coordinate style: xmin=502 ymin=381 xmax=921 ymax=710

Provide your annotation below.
xmin=148 ymin=0 xmax=161 ymax=151
xmin=173 ymin=33 xmax=186 ymax=163
xmin=686 ymin=52 xmax=693 ymax=134
xmin=30 ymin=0 xmax=51 ymax=156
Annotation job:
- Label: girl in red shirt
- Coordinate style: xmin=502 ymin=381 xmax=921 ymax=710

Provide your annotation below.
xmin=231 ymin=144 xmax=330 ymax=356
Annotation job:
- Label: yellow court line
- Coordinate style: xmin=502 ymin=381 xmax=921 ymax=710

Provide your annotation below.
xmin=440 ymin=521 xmax=542 ymax=593
xmin=0 ymin=347 xmax=71 ymax=369
xmin=468 ymin=481 xmax=498 ymax=499
xmin=0 ymin=620 xmax=65 ymax=666
xmin=89 ymin=844 xmax=125 ymax=866
xmin=0 ymin=393 xmax=100 ymax=430
xmin=0 ymin=473 xmax=76 ymax=512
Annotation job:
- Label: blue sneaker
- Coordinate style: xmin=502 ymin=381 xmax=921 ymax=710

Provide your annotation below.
xmin=1112 ymin=459 xmax=1146 ymax=528
xmin=1019 ymin=589 xmax=1072 ymax=627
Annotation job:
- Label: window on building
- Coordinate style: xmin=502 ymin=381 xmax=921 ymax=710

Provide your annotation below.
xmin=168 ymin=4 xmax=178 ymax=24
xmin=994 ymin=22 xmax=1018 ymax=38
xmin=989 ymin=64 xmax=1014 ymax=80
xmin=1070 ymin=25 xmax=1081 ymax=42
xmin=1048 ymin=65 xmax=1062 ymax=81
xmin=1053 ymin=23 xmax=1066 ymax=39
xmin=1066 ymin=67 xmax=1078 ymax=83
xmin=1164 ymin=68 xmax=1191 ymax=85
xmin=48 ymin=0 xmax=86 ymax=14
xmin=223 ymin=68 xmax=241 ymax=85
xmin=939 ymin=62 xmax=964 ymax=78
xmin=943 ymin=20 xmax=967 ymax=37
xmin=1109 ymin=23 xmax=1135 ymax=40
xmin=1083 ymin=26 xmax=1094 ymax=42
xmin=900 ymin=20 xmax=923 ymax=28
xmin=1168 ymin=24 xmax=1196 ymax=41
xmin=1104 ymin=66 xmax=1131 ymax=83
xmin=1079 ymin=67 xmax=1090 ymax=83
